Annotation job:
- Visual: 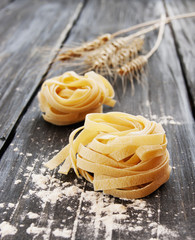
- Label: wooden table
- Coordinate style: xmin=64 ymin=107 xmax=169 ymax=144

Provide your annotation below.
xmin=0 ymin=0 xmax=194 ymax=239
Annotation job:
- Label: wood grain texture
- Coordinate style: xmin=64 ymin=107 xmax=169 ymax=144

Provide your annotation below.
xmin=0 ymin=0 xmax=13 ymax=10
xmin=164 ymin=0 xmax=195 ymax=109
xmin=0 ymin=0 xmax=84 ymax=150
xmin=0 ymin=97 xmax=85 ymax=240
xmin=0 ymin=0 xmax=194 ymax=239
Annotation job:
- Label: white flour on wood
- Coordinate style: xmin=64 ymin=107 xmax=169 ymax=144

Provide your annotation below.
xmin=150 ymin=115 xmax=181 ymax=125
xmin=0 ymin=165 xmax=180 ymax=239
xmin=0 ymin=221 xmax=17 ymax=238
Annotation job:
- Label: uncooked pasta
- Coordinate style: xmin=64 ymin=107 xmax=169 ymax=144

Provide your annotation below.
xmin=38 ymin=71 xmax=115 ymax=125
xmin=45 ymin=112 xmax=171 ymax=199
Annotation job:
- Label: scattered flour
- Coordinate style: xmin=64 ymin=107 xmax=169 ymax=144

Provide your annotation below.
xmin=53 ymin=150 xmax=59 ymax=153
xmin=128 ymin=226 xmax=143 ymax=232
xmin=129 ymin=199 xmax=147 ymax=210
xmin=145 ymin=100 xmax=150 ymax=107
xmin=0 ymin=203 xmax=5 ymax=208
xmin=34 ymin=185 xmax=82 ymax=206
xmin=13 ymin=147 xmax=19 ymax=152
xmin=77 ymin=190 xmax=150 ymax=238
xmin=151 ymin=115 xmax=181 ymax=125
xmin=157 ymin=225 xmax=179 ymax=238
xmin=67 ymin=206 xmax=72 ymax=211
xmin=29 ymin=190 xmax=36 ymax=195
xmin=2 ymin=168 xmax=179 ymax=239
xmin=63 ymin=185 xmax=81 ymax=197
xmin=52 ymin=228 xmax=72 ymax=238
xmin=151 ymin=114 xmax=157 ymax=120
xmin=0 ymin=221 xmax=17 ymax=238
xmin=14 ymin=180 xmax=22 ymax=185
xmin=27 ymin=212 xmax=39 ymax=219
xmin=149 ymin=222 xmax=158 ymax=228
xmin=27 ymin=166 xmax=33 ymax=171
xmin=103 ymin=203 xmax=127 ymax=214
xmin=8 ymin=203 xmax=15 ymax=208
xmin=31 ymin=174 xmax=50 ymax=190
xmin=26 ymin=221 xmax=53 ymax=239
xmin=26 ymin=223 xmax=45 ymax=235
xmin=29 ymin=173 xmax=81 ymax=207
xmin=26 ymin=153 xmax=32 ymax=157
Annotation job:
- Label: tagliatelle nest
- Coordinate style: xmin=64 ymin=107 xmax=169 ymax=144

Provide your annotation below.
xmin=58 ymin=12 xmax=195 ymax=90
xmin=45 ymin=112 xmax=171 ymax=199
xmin=38 ymin=71 xmax=116 ymax=125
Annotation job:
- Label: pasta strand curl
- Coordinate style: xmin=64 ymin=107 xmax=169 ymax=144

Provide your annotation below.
xmin=38 ymin=71 xmax=115 ymax=125
xmin=45 ymin=112 xmax=171 ymax=199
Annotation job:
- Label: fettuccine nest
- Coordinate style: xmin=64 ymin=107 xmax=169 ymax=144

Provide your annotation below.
xmin=38 ymin=71 xmax=115 ymax=125
xmin=45 ymin=112 xmax=171 ymax=199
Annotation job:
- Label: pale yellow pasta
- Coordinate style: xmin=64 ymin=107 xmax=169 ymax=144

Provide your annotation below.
xmin=45 ymin=112 xmax=171 ymax=199
xmin=38 ymin=71 xmax=116 ymax=125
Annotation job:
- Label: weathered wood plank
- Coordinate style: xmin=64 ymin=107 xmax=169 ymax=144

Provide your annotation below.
xmin=2 ymin=101 xmax=194 ymax=240
xmin=164 ymin=0 xmax=195 ymax=110
xmin=159 ymin=123 xmax=195 ymax=239
xmin=0 ymin=0 xmax=84 ymax=150
xmin=58 ymin=0 xmax=194 ymax=239
xmin=0 ymin=0 xmax=194 ymax=239
xmin=0 ymin=0 xmax=12 ymax=10
xmin=0 ymin=98 xmax=86 ymax=240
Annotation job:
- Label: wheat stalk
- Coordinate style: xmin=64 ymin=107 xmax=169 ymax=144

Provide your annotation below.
xmin=58 ymin=23 xmax=159 ymax=63
xmin=57 ymin=12 xmax=195 ymax=91
xmin=117 ymin=15 xmax=166 ymax=92
xmin=59 ymin=12 xmax=195 ymax=61
xmin=112 ymin=12 xmax=195 ymax=37
xmin=83 ymin=17 xmax=165 ymax=80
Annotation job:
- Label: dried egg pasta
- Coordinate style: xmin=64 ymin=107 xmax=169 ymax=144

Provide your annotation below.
xmin=45 ymin=112 xmax=171 ymax=199
xmin=38 ymin=71 xmax=115 ymax=125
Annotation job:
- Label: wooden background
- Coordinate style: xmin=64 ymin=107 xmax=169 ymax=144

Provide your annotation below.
xmin=0 ymin=0 xmax=194 ymax=239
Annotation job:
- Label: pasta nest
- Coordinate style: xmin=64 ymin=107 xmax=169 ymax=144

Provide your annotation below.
xmin=38 ymin=71 xmax=116 ymax=125
xmin=45 ymin=112 xmax=171 ymax=199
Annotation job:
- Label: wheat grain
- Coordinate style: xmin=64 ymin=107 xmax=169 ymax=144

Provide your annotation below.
xmin=117 ymin=55 xmax=147 ymax=76
xmin=58 ymin=34 xmax=111 ymax=60
xmin=117 ymin=15 xmax=165 ymax=83
xmin=85 ymin=37 xmax=144 ymax=71
xmin=111 ymin=37 xmax=144 ymax=67
xmin=85 ymin=37 xmax=126 ymax=68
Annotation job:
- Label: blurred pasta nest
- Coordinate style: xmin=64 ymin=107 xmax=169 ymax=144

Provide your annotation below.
xmin=45 ymin=112 xmax=171 ymax=199
xmin=38 ymin=71 xmax=116 ymax=125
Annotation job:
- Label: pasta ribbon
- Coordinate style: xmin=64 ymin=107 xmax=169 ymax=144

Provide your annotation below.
xmin=38 ymin=71 xmax=116 ymax=125
xmin=45 ymin=112 xmax=171 ymax=199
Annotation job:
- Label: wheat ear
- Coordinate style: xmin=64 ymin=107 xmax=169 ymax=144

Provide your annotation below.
xmin=58 ymin=34 xmax=112 ymax=60
xmin=84 ymin=37 xmax=143 ymax=70
xmin=111 ymin=37 xmax=144 ymax=68
xmin=58 ymin=12 xmax=195 ymax=62
xmin=58 ymin=17 xmax=161 ymax=62
xmin=59 ymin=22 xmax=160 ymax=63
xmin=117 ymin=15 xmax=166 ymax=88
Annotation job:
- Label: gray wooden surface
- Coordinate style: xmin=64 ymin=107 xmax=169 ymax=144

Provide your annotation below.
xmin=0 ymin=0 xmax=194 ymax=239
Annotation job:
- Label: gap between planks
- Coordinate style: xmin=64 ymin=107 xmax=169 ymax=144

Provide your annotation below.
xmin=163 ymin=0 xmax=195 ymax=120
xmin=0 ymin=0 xmax=86 ymax=159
